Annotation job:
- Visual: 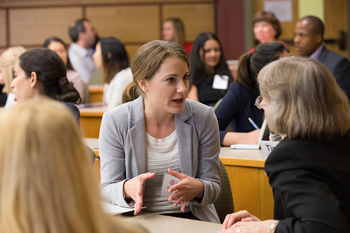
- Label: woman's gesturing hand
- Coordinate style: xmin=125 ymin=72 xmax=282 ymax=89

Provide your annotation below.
xmin=167 ymin=168 xmax=204 ymax=212
xmin=123 ymin=172 xmax=156 ymax=215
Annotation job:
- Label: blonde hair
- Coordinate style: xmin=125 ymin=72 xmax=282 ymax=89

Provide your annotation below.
xmin=258 ymin=57 xmax=350 ymax=140
xmin=122 ymin=40 xmax=190 ymax=103
xmin=164 ymin=18 xmax=185 ymax=47
xmin=0 ymin=98 xmax=146 ymax=233
xmin=0 ymin=46 xmax=26 ymax=93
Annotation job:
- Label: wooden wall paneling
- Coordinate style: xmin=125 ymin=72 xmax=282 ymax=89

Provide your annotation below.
xmin=86 ymin=5 xmax=160 ymax=43
xmin=0 ymin=9 xmax=6 ymax=47
xmin=324 ymin=0 xmax=348 ymax=58
xmin=125 ymin=44 xmax=142 ymax=61
xmin=162 ymin=3 xmax=214 ymax=42
xmin=9 ymin=7 xmax=83 ymax=46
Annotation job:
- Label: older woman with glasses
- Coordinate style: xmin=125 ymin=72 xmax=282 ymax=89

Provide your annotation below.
xmin=220 ymin=57 xmax=350 ymax=233
xmin=214 ymin=42 xmax=289 ymax=146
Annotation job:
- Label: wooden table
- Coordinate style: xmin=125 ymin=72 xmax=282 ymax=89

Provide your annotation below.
xmin=85 ymin=138 xmax=274 ymax=220
xmin=79 ymin=106 xmax=110 ymax=138
xmin=121 ymin=213 xmax=222 ymax=233
xmin=89 ymin=86 xmax=103 ymax=103
xmin=220 ymin=148 xmax=273 ymax=220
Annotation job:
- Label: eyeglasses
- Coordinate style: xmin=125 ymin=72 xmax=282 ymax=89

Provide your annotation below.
xmin=255 ymin=96 xmax=268 ymax=109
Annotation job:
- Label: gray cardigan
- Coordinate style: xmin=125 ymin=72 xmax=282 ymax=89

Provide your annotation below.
xmin=99 ymin=96 xmax=221 ymax=223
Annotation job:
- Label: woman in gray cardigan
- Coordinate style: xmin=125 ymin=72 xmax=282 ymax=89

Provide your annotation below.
xmin=99 ymin=40 xmax=221 ymax=223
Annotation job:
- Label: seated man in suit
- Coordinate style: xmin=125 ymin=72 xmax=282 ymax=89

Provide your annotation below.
xmin=294 ymin=15 xmax=350 ymax=100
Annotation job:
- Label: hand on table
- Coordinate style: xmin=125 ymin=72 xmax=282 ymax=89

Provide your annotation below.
xmin=167 ymin=168 xmax=204 ymax=212
xmin=221 ymin=210 xmax=261 ymax=230
xmin=123 ymin=172 xmax=156 ymax=215
xmin=245 ymin=129 xmax=261 ymax=144
xmin=219 ymin=220 xmax=276 ymax=233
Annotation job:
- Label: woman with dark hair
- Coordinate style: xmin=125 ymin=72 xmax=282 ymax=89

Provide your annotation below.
xmin=215 ymin=42 xmax=289 ymax=146
xmin=43 ymin=37 xmax=86 ymax=102
xmin=11 ymin=48 xmax=81 ymax=121
xmin=188 ymin=32 xmax=234 ymax=106
xmin=93 ymin=37 xmax=132 ymax=107
xmin=250 ymin=11 xmax=288 ymax=53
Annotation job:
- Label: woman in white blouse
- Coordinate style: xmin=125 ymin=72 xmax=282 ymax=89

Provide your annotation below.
xmin=93 ymin=37 xmax=133 ymax=107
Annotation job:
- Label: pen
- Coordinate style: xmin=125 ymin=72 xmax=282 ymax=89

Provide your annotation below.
xmin=248 ymin=117 xmax=260 ymax=130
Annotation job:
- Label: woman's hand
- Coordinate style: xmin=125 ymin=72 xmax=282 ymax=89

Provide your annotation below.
xmin=123 ymin=172 xmax=156 ymax=215
xmin=222 ymin=130 xmax=261 ymax=146
xmin=221 ymin=210 xmax=261 ymax=230
xmin=219 ymin=220 xmax=277 ymax=233
xmin=167 ymin=169 xmax=204 ymax=212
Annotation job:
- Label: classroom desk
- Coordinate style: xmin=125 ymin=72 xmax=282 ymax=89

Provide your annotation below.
xmin=89 ymin=86 xmax=104 ymax=103
xmin=121 ymin=213 xmax=222 ymax=233
xmin=85 ymin=138 xmax=274 ymax=220
xmin=79 ymin=106 xmax=110 ymax=138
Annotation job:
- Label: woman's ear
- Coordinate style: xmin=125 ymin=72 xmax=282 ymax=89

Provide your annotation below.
xmin=30 ymin=72 xmax=38 ymax=88
xmin=137 ymin=79 xmax=148 ymax=92
xmin=107 ymin=52 xmax=112 ymax=60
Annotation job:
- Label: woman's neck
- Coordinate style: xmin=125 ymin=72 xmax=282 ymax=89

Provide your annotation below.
xmin=143 ymin=99 xmax=176 ymax=139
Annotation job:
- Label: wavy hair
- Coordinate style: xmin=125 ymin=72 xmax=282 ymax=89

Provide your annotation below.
xmin=258 ymin=57 xmax=350 ymax=140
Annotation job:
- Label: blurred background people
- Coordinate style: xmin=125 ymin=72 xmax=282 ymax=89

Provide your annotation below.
xmin=215 ymin=42 xmax=289 ymax=146
xmin=294 ymin=15 xmax=350 ymax=100
xmin=43 ymin=36 xmax=86 ymax=103
xmin=188 ymin=32 xmax=233 ymax=106
xmin=68 ymin=18 xmax=98 ymax=84
xmin=0 ymin=97 xmax=147 ymax=233
xmin=162 ymin=17 xmax=193 ymax=54
xmin=93 ymin=37 xmax=132 ymax=107
xmin=0 ymin=46 xmax=26 ymax=107
xmin=250 ymin=11 xmax=288 ymax=53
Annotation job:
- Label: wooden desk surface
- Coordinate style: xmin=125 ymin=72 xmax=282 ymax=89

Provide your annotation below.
xmin=79 ymin=106 xmax=110 ymax=117
xmin=122 ymin=213 xmax=221 ymax=233
xmin=79 ymin=106 xmax=110 ymax=138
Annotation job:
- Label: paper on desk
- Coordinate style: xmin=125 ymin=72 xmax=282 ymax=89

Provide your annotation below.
xmin=101 ymin=202 xmax=137 ymax=215
xmin=230 ymin=144 xmax=259 ymax=150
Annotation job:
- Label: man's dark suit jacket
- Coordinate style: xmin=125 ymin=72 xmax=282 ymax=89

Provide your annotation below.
xmin=265 ymin=130 xmax=350 ymax=233
xmin=317 ymin=47 xmax=350 ymax=100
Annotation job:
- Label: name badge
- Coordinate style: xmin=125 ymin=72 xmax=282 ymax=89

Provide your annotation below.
xmin=212 ymin=74 xmax=229 ymax=90
xmin=160 ymin=173 xmax=180 ymax=197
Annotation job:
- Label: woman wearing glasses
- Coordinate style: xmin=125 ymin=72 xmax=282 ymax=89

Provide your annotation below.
xmin=220 ymin=57 xmax=350 ymax=233
xmin=214 ymin=42 xmax=289 ymax=146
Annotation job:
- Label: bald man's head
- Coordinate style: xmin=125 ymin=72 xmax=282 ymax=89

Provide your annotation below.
xmin=300 ymin=16 xmax=324 ymax=39
xmin=294 ymin=16 xmax=324 ymax=57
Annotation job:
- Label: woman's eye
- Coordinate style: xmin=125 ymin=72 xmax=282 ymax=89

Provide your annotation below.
xmin=183 ymin=75 xmax=189 ymax=80
xmin=166 ymin=77 xmax=175 ymax=82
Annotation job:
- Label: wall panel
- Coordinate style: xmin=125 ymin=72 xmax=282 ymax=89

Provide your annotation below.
xmin=86 ymin=5 xmax=159 ymax=43
xmin=9 ymin=7 xmax=82 ymax=45
xmin=0 ymin=10 xmax=6 ymax=47
xmin=163 ymin=3 xmax=214 ymax=41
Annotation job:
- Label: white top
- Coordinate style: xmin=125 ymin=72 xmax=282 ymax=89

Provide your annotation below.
xmin=143 ymin=130 xmax=189 ymax=214
xmin=67 ymin=69 xmax=85 ymax=102
xmin=5 ymin=92 xmax=16 ymax=108
xmin=103 ymin=67 xmax=133 ymax=108
xmin=68 ymin=43 xmax=98 ymax=84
